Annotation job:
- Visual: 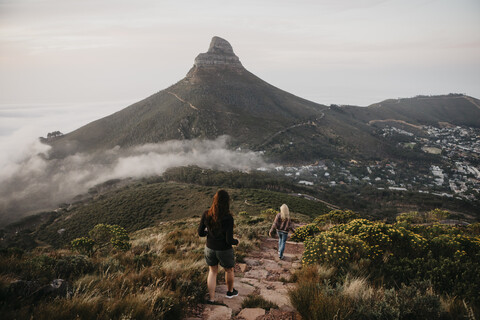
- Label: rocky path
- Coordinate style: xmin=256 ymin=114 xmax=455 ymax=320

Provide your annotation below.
xmin=186 ymin=237 xmax=304 ymax=320
xmin=167 ymin=91 xmax=199 ymax=111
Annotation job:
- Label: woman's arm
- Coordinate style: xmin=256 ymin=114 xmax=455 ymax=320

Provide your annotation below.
xmin=288 ymin=220 xmax=296 ymax=233
xmin=225 ymin=216 xmax=239 ymax=246
xmin=269 ymin=213 xmax=280 ymax=236
xmin=198 ymin=213 xmax=208 ymax=237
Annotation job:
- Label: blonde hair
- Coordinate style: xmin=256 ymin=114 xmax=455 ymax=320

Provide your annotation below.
xmin=280 ymin=204 xmax=290 ymax=221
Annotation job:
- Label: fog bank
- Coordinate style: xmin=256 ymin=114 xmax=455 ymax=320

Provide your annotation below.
xmin=0 ymin=135 xmax=267 ymax=226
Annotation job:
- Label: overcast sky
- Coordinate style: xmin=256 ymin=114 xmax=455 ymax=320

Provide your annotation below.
xmin=1 ymin=0 xmax=479 ymax=137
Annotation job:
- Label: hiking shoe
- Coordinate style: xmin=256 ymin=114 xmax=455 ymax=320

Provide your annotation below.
xmin=225 ymin=288 xmax=239 ymax=298
xmin=279 ymin=256 xmax=285 ymax=260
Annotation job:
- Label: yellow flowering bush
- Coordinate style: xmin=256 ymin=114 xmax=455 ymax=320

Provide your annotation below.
xmin=302 ymin=231 xmax=366 ymax=266
xmin=291 ymin=224 xmax=320 ymax=242
xmin=313 ymin=209 xmax=360 ymax=226
xmin=299 ymin=213 xmax=480 ymax=306
xmin=430 ymin=233 xmax=480 ymax=258
xmin=332 ymin=219 xmax=427 ymax=259
xmin=302 ymin=219 xmax=431 ymax=267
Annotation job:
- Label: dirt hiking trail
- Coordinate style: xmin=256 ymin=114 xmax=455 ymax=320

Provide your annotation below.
xmin=186 ymin=237 xmax=304 ymax=320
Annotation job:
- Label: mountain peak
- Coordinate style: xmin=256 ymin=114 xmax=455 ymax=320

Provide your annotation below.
xmin=193 ymin=36 xmax=243 ymax=69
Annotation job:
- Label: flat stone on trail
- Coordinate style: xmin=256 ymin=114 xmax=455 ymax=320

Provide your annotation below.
xmin=239 ymin=278 xmax=295 ymax=309
xmin=244 ymin=268 xmax=269 ymax=279
xmin=237 ymin=307 xmax=266 ymax=320
xmin=215 ymin=278 xmax=255 ymax=313
xmin=262 ymin=259 xmax=283 ymax=273
xmin=243 ymin=258 xmax=261 ymax=266
xmin=203 ymin=305 xmax=232 ymax=320
xmin=260 ymin=286 xmax=292 ymax=309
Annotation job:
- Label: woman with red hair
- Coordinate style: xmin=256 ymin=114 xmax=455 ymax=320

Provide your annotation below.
xmin=198 ymin=190 xmax=239 ymax=303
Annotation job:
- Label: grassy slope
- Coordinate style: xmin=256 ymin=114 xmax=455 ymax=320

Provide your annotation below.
xmin=36 ymin=180 xmax=329 ymax=248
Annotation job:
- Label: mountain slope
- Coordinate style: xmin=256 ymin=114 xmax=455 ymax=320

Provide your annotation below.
xmin=343 ymin=94 xmax=480 ymax=127
xmin=46 ymin=37 xmax=480 ymax=163
xmin=48 ymin=37 xmax=327 ymax=159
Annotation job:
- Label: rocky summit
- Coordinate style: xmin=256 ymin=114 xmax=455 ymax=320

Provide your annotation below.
xmin=193 ymin=36 xmax=243 ymax=69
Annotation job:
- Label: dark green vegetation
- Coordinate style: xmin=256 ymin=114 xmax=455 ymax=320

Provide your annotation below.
xmin=71 ymin=224 xmax=131 ymax=255
xmin=241 ymin=293 xmax=278 ymax=310
xmin=318 ymin=184 xmax=480 ymax=220
xmin=289 ymin=210 xmax=480 ymax=319
xmin=5 ymin=173 xmax=328 ymax=249
xmin=3 ymin=166 xmax=477 ymax=254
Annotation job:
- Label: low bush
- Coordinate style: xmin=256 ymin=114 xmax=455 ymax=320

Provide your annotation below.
xmin=241 ymin=293 xmax=278 ymax=310
xmin=299 ymin=214 xmax=480 ymax=308
xmin=289 ymin=281 xmax=353 ymax=320
xmin=314 ymin=210 xmax=360 ymax=226
xmin=291 ymin=224 xmax=320 ymax=242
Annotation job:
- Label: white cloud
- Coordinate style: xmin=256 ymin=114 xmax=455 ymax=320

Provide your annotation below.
xmin=0 ymin=135 xmax=268 ymax=226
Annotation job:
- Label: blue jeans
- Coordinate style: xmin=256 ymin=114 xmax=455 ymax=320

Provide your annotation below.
xmin=277 ymin=230 xmax=288 ymax=258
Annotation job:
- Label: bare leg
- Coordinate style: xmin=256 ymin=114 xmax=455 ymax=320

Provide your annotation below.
xmin=225 ymin=267 xmax=234 ymax=292
xmin=207 ymin=265 xmax=218 ymax=301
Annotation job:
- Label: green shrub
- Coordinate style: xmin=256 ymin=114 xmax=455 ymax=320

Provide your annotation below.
xmin=246 ymin=217 xmax=264 ymax=225
xmin=314 ymin=210 xmax=360 ymax=226
xmin=53 ymin=255 xmax=93 ymax=279
xmin=302 ymin=218 xmax=480 ymax=304
xmin=71 ymin=237 xmax=95 ymax=255
xmin=241 ymin=294 xmax=278 ymax=310
xmin=302 ymin=230 xmax=366 ymax=267
xmin=466 ymin=222 xmax=480 ymax=235
xmin=395 ymin=282 xmax=442 ymax=320
xmin=260 ymin=208 xmax=277 ymax=219
xmin=71 ymin=224 xmax=131 ymax=256
xmin=332 ymin=219 xmax=427 ymax=260
xmin=291 ymin=224 xmax=320 ymax=242
xmin=396 ymin=209 xmax=449 ymax=224
xmin=289 ymin=281 xmax=353 ymax=320
xmin=90 ymin=224 xmax=131 ymax=252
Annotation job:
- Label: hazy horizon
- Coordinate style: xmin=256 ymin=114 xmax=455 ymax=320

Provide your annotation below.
xmin=1 ymin=0 xmax=479 ymax=140
xmin=1 ymin=0 xmax=479 ymax=108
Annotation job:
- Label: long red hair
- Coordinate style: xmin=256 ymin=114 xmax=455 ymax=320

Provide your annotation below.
xmin=206 ymin=190 xmax=230 ymax=229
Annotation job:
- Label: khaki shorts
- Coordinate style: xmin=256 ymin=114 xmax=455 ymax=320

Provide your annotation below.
xmin=204 ymin=247 xmax=235 ymax=269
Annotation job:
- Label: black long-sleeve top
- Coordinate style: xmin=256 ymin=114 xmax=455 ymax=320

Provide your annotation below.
xmin=198 ymin=211 xmax=239 ymax=250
